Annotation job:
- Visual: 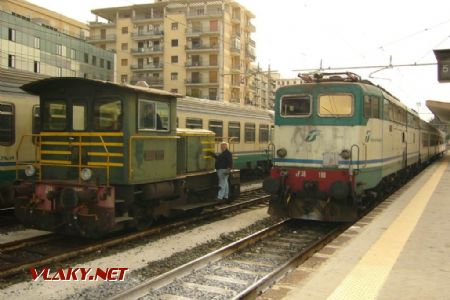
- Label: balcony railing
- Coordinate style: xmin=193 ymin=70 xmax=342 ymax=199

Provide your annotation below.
xmin=87 ymin=34 xmax=116 ymax=42
xmin=131 ymin=63 xmax=164 ymax=70
xmin=246 ymin=50 xmax=256 ymax=60
xmin=89 ymin=21 xmax=115 ymax=27
xmin=185 ymin=79 xmax=219 ymax=85
xmin=249 ymin=38 xmax=256 ymax=47
xmin=132 ymin=14 xmax=164 ymax=21
xmin=186 ymin=27 xmax=220 ymax=36
xmin=132 ymin=30 xmax=164 ymax=38
xmin=185 ymin=44 xmax=219 ymax=51
xmin=247 ymin=23 xmax=256 ymax=32
xmin=186 ymin=61 xmax=219 ymax=68
xmin=187 ymin=10 xmax=223 ymax=18
xmin=131 ymin=47 xmax=164 ymax=54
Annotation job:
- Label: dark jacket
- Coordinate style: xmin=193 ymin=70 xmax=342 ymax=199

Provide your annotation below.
xmin=212 ymin=149 xmax=233 ymax=170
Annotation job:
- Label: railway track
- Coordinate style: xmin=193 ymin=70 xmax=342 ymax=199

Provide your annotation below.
xmin=0 ymin=188 xmax=269 ymax=279
xmin=110 ymin=220 xmax=343 ymax=300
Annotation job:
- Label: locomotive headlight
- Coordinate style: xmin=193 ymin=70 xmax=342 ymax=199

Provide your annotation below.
xmin=340 ymin=149 xmax=351 ymax=160
xmin=80 ymin=168 xmax=93 ymax=181
xmin=276 ymin=148 xmax=287 ymax=158
xmin=24 ymin=165 xmax=36 ymax=177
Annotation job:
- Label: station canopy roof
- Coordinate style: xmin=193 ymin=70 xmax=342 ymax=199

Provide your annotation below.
xmin=426 ymin=100 xmax=450 ymax=123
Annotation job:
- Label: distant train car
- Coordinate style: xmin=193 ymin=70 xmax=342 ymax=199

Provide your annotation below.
xmin=14 ymin=78 xmax=240 ymax=237
xmin=0 ymin=69 xmax=41 ymax=208
xmin=263 ymin=72 xmax=446 ymax=222
xmin=177 ymin=97 xmax=274 ymax=173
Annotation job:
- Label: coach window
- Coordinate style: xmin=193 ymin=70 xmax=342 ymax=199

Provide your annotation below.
xmin=93 ymin=99 xmax=122 ymax=131
xmin=228 ymin=121 xmax=241 ymax=143
xmin=186 ymin=118 xmax=203 ymax=129
xmin=245 ymin=123 xmax=256 ymax=143
xmin=0 ymin=103 xmax=15 ymax=146
xmin=383 ymin=99 xmax=390 ymax=120
xmin=43 ymin=100 xmax=67 ymax=131
xmin=259 ymin=124 xmax=269 ymax=143
xmin=138 ymin=99 xmax=169 ymax=131
xmin=319 ymin=94 xmax=353 ymax=117
xmin=280 ymin=95 xmax=311 ymax=117
xmin=208 ymin=120 xmax=223 ymax=139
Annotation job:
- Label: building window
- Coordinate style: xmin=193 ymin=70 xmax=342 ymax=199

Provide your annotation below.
xmin=138 ymin=99 xmax=170 ymax=131
xmin=209 ymin=88 xmax=218 ymax=100
xmin=34 ymin=37 xmax=40 ymax=49
xmin=0 ymin=103 xmax=15 ymax=146
xmin=121 ymin=74 xmax=128 ymax=83
xmin=8 ymin=55 xmax=15 ymax=68
xmin=84 ymin=53 xmax=89 ymax=63
xmin=92 ymin=56 xmax=97 ymax=66
xmin=56 ymin=44 xmax=62 ymax=56
xmin=186 ymin=118 xmax=203 ymax=129
xmin=34 ymin=61 xmax=40 ymax=73
xmin=121 ymin=43 xmax=128 ymax=50
xmin=100 ymin=58 xmax=104 ymax=68
xmin=209 ymin=120 xmax=223 ymax=138
xmin=170 ymin=89 xmax=178 ymax=93
xmin=121 ymin=27 xmax=128 ymax=34
xmin=228 ymin=122 xmax=240 ymax=143
xmin=171 ymin=22 xmax=178 ymax=30
xmin=171 ymin=39 xmax=178 ymax=47
xmin=70 ymin=49 xmax=76 ymax=59
xmin=121 ymin=59 xmax=128 ymax=66
xmin=171 ymin=56 xmax=178 ymax=63
xmin=171 ymin=72 xmax=178 ymax=80
xmin=57 ymin=67 xmax=62 ymax=77
xmin=259 ymin=124 xmax=269 ymax=143
xmin=244 ymin=123 xmax=256 ymax=143
xmin=8 ymin=28 xmax=16 ymax=42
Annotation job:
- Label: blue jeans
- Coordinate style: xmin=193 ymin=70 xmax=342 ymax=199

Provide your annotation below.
xmin=217 ymin=169 xmax=229 ymax=200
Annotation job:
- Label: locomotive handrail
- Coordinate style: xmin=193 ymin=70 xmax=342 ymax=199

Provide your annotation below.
xmin=16 ymin=132 xmax=124 ymax=186
xmin=350 ymin=144 xmax=360 ymax=175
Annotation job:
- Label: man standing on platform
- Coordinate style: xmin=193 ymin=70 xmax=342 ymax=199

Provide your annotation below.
xmin=208 ymin=142 xmax=233 ymax=201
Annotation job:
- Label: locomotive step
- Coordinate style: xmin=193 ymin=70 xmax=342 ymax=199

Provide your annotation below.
xmin=170 ymin=201 xmax=218 ymax=212
xmin=115 ymin=216 xmax=134 ymax=223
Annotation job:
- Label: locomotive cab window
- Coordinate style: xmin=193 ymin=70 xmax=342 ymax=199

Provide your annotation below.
xmin=0 ymin=103 xmax=15 ymax=146
xmin=364 ymin=96 xmax=380 ymax=119
xmin=94 ymin=98 xmax=122 ymax=131
xmin=318 ymin=94 xmax=353 ymax=117
xmin=43 ymin=100 xmax=67 ymax=131
xmin=72 ymin=101 xmax=87 ymax=131
xmin=138 ymin=99 xmax=169 ymax=131
xmin=280 ymin=95 xmax=311 ymax=117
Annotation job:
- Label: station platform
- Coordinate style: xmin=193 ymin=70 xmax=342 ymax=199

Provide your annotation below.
xmin=260 ymin=154 xmax=450 ymax=300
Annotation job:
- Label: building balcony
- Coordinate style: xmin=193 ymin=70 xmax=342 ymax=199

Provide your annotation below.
xmin=230 ymin=46 xmax=241 ymax=55
xmin=231 ymin=80 xmax=241 ymax=88
xmin=131 ymin=63 xmax=164 ymax=71
xmin=185 ymin=44 xmax=219 ymax=52
xmin=131 ymin=77 xmax=164 ymax=86
xmin=131 ymin=47 xmax=164 ymax=55
xmin=87 ymin=34 xmax=116 ymax=43
xmin=187 ymin=10 xmax=223 ymax=19
xmin=185 ymin=79 xmax=219 ymax=86
xmin=132 ymin=30 xmax=164 ymax=40
xmin=231 ymin=13 xmax=241 ymax=23
xmin=185 ymin=27 xmax=220 ymax=37
xmin=132 ymin=14 xmax=164 ymax=23
xmin=185 ymin=61 xmax=219 ymax=69
xmin=231 ymin=64 xmax=241 ymax=73
xmin=89 ymin=21 xmax=116 ymax=28
xmin=247 ymin=23 xmax=256 ymax=32
xmin=246 ymin=50 xmax=256 ymax=61
xmin=248 ymin=38 xmax=256 ymax=47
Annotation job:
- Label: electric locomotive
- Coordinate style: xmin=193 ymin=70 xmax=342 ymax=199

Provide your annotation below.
xmin=14 ymin=78 xmax=240 ymax=237
xmin=263 ymin=72 xmax=445 ymax=222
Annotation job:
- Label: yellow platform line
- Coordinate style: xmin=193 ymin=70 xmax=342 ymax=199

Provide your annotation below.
xmin=327 ymin=160 xmax=448 ymax=300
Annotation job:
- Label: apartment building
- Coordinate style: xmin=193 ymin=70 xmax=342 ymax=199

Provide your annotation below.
xmin=245 ymin=66 xmax=277 ymax=109
xmin=89 ymin=0 xmax=256 ymax=105
xmin=0 ymin=0 xmax=115 ymax=80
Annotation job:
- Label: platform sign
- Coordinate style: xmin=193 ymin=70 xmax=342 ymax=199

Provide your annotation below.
xmin=433 ymin=49 xmax=450 ymax=83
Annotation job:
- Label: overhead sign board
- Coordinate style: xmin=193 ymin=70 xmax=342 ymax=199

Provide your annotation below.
xmin=433 ymin=49 xmax=450 ymax=83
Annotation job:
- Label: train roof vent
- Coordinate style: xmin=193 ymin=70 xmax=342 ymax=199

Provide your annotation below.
xmin=298 ymin=72 xmax=362 ymax=83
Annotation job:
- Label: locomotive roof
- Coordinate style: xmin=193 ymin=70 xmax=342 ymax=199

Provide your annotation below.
xmin=21 ymin=77 xmax=181 ymax=98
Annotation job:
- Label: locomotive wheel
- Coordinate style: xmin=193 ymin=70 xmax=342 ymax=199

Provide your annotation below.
xmin=0 ymin=183 xmax=15 ymax=208
xmin=131 ymin=203 xmax=154 ymax=230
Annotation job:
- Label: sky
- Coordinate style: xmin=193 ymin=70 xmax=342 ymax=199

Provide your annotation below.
xmin=27 ymin=0 xmax=450 ymax=120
